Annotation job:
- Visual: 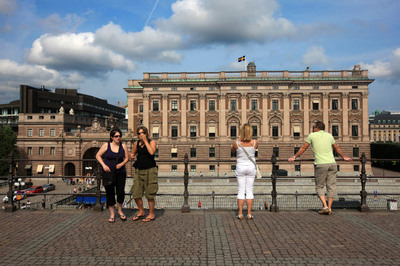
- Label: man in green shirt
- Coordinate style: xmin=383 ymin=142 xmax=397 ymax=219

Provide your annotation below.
xmin=288 ymin=121 xmax=352 ymax=214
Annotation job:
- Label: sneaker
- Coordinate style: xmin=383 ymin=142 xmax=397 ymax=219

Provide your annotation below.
xmin=318 ymin=207 xmax=330 ymax=214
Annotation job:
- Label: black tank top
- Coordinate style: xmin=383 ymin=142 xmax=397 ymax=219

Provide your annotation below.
xmin=135 ymin=140 xmax=156 ymax=170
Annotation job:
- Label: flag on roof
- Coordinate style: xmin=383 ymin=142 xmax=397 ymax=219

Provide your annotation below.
xmin=238 ymin=56 xmax=245 ymax=62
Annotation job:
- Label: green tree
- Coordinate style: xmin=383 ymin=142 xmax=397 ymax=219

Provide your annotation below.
xmin=0 ymin=125 xmax=19 ymax=177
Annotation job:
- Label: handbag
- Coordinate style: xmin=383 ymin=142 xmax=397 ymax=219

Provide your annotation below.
xmin=238 ymin=141 xmax=262 ymax=179
xmin=101 ymin=144 xmax=121 ymax=186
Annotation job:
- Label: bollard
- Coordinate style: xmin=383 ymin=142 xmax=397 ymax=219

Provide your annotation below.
xmin=269 ymin=154 xmax=279 ymax=212
xmin=93 ymin=162 xmax=103 ymax=211
xmin=181 ymin=154 xmax=190 ymax=212
xmin=359 ymin=153 xmax=370 ymax=212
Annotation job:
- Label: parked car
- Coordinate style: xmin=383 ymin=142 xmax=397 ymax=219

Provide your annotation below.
xmin=25 ymin=186 xmax=44 ymax=196
xmin=42 ymin=184 xmax=56 ymax=192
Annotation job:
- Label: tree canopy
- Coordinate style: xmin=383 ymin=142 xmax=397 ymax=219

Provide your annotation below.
xmin=0 ymin=126 xmax=19 ymax=177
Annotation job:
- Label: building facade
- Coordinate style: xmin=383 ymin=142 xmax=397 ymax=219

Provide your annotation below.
xmin=125 ymin=63 xmax=374 ymax=176
xmin=370 ymin=111 xmax=400 ymax=142
xmin=0 ymin=100 xmax=19 ymax=132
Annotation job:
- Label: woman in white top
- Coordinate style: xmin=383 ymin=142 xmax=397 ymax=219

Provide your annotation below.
xmin=231 ymin=123 xmax=258 ymax=220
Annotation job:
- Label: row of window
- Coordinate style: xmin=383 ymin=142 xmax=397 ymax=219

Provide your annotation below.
xmin=144 ymin=98 xmax=360 ymax=112
xmin=152 ymin=125 xmax=361 ymax=138
xmin=151 ymin=85 xmax=356 ymax=92
xmin=173 ymin=164 xmax=361 ymax=172
xmin=27 ymin=129 xmax=57 ymax=137
xmin=170 ymin=147 xmax=361 ymax=158
xmin=376 ymin=120 xmax=400 ymax=124
xmin=27 ymin=147 xmax=56 ymax=156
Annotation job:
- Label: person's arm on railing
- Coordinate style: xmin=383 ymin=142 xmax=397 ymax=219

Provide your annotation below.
xmin=288 ymin=142 xmax=310 ymax=162
xmin=332 ymin=143 xmax=352 ymax=161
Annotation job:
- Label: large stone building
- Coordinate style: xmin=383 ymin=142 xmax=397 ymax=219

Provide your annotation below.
xmin=370 ymin=110 xmax=400 ymax=142
xmin=125 ymin=63 xmax=373 ymax=176
xmin=16 ymin=85 xmax=129 ymax=177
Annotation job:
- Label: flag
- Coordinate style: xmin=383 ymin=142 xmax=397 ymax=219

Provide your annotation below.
xmin=238 ymin=55 xmax=245 ymax=62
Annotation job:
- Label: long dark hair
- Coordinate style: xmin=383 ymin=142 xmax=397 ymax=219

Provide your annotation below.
xmin=109 ymin=128 xmax=122 ymax=143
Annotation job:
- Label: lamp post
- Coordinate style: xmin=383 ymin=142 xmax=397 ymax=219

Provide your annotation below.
xmin=44 ymin=166 xmax=51 ymax=184
xmin=14 ymin=178 xmax=25 ymax=191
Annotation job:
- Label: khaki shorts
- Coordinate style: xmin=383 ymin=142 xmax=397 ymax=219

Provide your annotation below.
xmin=131 ymin=167 xmax=158 ymax=200
xmin=314 ymin=163 xmax=337 ymax=198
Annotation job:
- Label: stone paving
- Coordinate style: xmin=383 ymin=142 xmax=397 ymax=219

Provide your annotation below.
xmin=1 ymin=209 xmax=400 ymax=265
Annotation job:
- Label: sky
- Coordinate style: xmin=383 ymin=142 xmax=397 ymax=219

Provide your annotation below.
xmin=0 ymin=0 xmax=399 ymax=113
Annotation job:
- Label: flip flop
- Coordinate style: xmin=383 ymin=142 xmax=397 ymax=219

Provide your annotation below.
xmin=108 ymin=218 xmax=115 ymax=223
xmin=141 ymin=217 xmax=155 ymax=222
xmin=119 ymin=214 xmax=127 ymax=221
xmin=132 ymin=214 xmax=145 ymax=221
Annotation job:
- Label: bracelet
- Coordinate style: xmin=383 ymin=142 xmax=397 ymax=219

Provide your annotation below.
xmin=293 ymin=156 xmax=296 ymax=159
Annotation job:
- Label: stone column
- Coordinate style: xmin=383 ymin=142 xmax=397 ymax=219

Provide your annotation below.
xmin=219 ymin=93 xmax=227 ymax=141
xmin=162 ymin=95 xmax=168 ymax=138
xmin=362 ymin=92 xmax=369 ymax=142
xmin=283 ymin=93 xmax=290 ymax=141
xmin=181 ymin=95 xmax=187 ymax=140
xmin=143 ymin=94 xmax=149 ymax=127
xmin=342 ymin=93 xmax=349 ymax=142
xmin=199 ymin=94 xmax=206 ymax=140
xmin=262 ymin=93 xmax=269 ymax=141
xmin=323 ymin=92 xmax=329 ymax=127
xmin=303 ymin=93 xmax=310 ymax=136
xmin=241 ymin=93 xmax=247 ymax=124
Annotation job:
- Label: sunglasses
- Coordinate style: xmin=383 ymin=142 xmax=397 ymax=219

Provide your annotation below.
xmin=113 ymin=135 xmax=121 ymax=138
xmin=138 ymin=132 xmax=144 ymax=135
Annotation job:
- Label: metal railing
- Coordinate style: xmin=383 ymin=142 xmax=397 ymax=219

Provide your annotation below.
xmin=1 ymin=153 xmax=399 ymax=213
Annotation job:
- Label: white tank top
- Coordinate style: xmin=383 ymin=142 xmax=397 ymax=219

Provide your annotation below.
xmin=236 ymin=140 xmax=256 ymax=165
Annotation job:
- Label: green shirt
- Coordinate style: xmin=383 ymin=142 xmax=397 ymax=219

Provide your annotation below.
xmin=306 ymin=130 xmax=336 ymax=165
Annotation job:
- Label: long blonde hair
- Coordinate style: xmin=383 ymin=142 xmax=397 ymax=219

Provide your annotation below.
xmin=239 ymin=123 xmax=252 ymax=141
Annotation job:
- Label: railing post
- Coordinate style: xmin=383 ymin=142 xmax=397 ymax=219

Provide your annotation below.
xmin=5 ymin=152 xmax=16 ymax=212
xmin=359 ymin=152 xmax=370 ymax=212
xmin=181 ymin=153 xmax=190 ymax=212
xmin=212 ymin=191 xmax=215 ymax=210
xmin=270 ymin=154 xmax=279 ymax=212
xmin=93 ymin=162 xmax=103 ymax=212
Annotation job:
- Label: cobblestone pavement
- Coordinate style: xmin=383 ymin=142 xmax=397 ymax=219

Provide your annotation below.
xmin=0 ymin=209 xmax=400 ymax=265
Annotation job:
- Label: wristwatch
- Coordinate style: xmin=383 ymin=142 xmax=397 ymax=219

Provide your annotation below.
xmin=293 ymin=156 xmax=296 ymax=159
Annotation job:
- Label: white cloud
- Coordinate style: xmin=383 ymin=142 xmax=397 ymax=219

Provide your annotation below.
xmin=155 ymin=0 xmax=296 ymax=44
xmin=302 ymin=46 xmax=329 ymax=66
xmin=361 ymin=48 xmax=400 ymax=80
xmin=0 ymin=59 xmax=84 ymax=102
xmin=95 ymin=23 xmax=183 ymax=62
xmin=0 ymin=0 xmax=17 ymax=15
xmin=26 ymin=32 xmax=136 ymax=74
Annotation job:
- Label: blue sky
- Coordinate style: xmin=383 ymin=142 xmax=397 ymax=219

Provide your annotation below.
xmin=0 ymin=0 xmax=399 ymax=112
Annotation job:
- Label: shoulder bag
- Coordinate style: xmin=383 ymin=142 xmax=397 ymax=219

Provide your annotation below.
xmin=238 ymin=141 xmax=262 ymax=179
xmin=102 ymin=143 xmax=121 ymax=186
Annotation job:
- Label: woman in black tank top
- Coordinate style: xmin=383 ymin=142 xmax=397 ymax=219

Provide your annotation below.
xmin=130 ymin=126 xmax=158 ymax=222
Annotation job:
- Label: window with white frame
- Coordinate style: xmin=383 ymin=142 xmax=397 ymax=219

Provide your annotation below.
xmin=50 ymin=147 xmax=55 ymax=156
xmin=171 ymin=100 xmax=178 ymax=111
xmin=209 ymin=100 xmax=215 ymax=111
xmin=230 ymin=99 xmax=237 ymax=111
xmin=272 ymin=100 xmax=279 ymax=111
xmin=190 ymin=126 xmax=197 ymax=138
xmin=50 ymin=129 xmax=56 ymax=137
xmin=152 ymin=126 xmax=159 ymax=138
xmin=293 ymin=99 xmax=300 ymax=110
xmin=171 ymin=126 xmax=178 ymax=137
xmin=171 ymin=148 xmax=178 ymax=158
xmin=39 ymin=147 xmax=44 ymax=155
xmin=27 ymin=129 xmax=32 ymax=137
xmin=39 ymin=129 xmax=44 ymax=137
xmin=209 ymin=126 xmax=216 ymax=138
xmin=251 ymin=99 xmax=257 ymax=111
xmin=27 ymin=147 xmax=32 ymax=156
xmin=190 ymin=100 xmax=197 ymax=111
xmin=153 ymin=100 xmax=159 ymax=111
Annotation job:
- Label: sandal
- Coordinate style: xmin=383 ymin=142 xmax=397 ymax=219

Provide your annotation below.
xmin=236 ymin=214 xmax=243 ymax=220
xmin=247 ymin=214 xmax=254 ymax=220
xmin=132 ymin=213 xmax=145 ymax=221
xmin=142 ymin=217 xmax=155 ymax=222
xmin=108 ymin=217 xmax=115 ymax=223
xmin=119 ymin=214 xmax=127 ymax=221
